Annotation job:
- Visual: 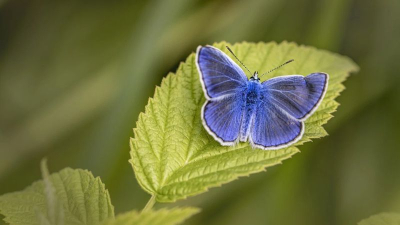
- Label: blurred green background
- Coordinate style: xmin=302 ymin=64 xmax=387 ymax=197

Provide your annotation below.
xmin=1 ymin=0 xmax=399 ymax=224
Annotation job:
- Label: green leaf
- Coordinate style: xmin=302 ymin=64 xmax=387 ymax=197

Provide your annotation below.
xmin=103 ymin=207 xmax=200 ymax=225
xmin=37 ymin=159 xmax=65 ymax=225
xmin=129 ymin=41 xmax=359 ymax=202
xmin=0 ymin=163 xmax=114 ymax=225
xmin=358 ymin=213 xmax=400 ymax=225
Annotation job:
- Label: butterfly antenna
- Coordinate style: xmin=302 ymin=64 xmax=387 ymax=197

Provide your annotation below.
xmin=226 ymin=46 xmax=252 ymax=75
xmin=259 ymin=59 xmax=294 ymax=78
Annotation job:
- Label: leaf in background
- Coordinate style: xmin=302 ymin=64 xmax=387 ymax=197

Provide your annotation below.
xmin=103 ymin=208 xmax=199 ymax=225
xmin=358 ymin=213 xmax=400 ymax=225
xmin=0 ymin=164 xmax=114 ymax=225
xmin=37 ymin=159 xmax=64 ymax=225
xmin=130 ymin=41 xmax=359 ymax=202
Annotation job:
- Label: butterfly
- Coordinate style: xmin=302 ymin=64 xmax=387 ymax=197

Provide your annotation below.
xmin=196 ymin=45 xmax=329 ymax=150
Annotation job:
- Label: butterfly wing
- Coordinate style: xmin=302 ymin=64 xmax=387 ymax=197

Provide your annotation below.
xmin=250 ymin=73 xmax=328 ymax=149
xmin=262 ymin=73 xmax=329 ymax=120
xmin=202 ymin=94 xmax=244 ymax=145
xmin=250 ymin=103 xmax=304 ymax=150
xmin=197 ymin=45 xmax=248 ymax=145
xmin=196 ymin=45 xmax=248 ymax=99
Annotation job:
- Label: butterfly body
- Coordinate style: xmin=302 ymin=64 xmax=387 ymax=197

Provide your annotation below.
xmin=240 ymin=77 xmax=261 ymax=142
xmin=196 ymin=45 xmax=328 ymax=150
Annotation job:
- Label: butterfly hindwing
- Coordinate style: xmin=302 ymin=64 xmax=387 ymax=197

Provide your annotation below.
xmin=202 ymin=94 xmax=244 ymax=145
xmin=262 ymin=73 xmax=328 ymax=120
xmin=196 ymin=46 xmax=247 ymax=99
xmin=250 ymin=102 xmax=304 ymax=149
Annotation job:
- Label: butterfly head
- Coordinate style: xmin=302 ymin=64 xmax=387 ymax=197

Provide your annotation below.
xmin=250 ymin=71 xmax=260 ymax=82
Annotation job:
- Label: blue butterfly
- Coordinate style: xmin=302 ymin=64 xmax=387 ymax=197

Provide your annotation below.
xmin=196 ymin=45 xmax=329 ymax=150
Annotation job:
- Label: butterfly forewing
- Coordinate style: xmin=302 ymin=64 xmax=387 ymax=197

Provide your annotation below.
xmin=196 ymin=46 xmax=247 ymax=99
xmin=261 ymin=73 xmax=328 ymax=120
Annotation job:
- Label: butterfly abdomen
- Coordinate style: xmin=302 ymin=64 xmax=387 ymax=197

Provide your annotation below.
xmin=240 ymin=81 xmax=262 ymax=142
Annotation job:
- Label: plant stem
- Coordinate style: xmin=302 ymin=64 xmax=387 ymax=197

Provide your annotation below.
xmin=142 ymin=195 xmax=156 ymax=212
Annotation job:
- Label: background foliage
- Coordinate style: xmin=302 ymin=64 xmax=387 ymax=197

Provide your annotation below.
xmin=0 ymin=0 xmax=399 ymax=225
xmin=0 ymin=161 xmax=115 ymax=225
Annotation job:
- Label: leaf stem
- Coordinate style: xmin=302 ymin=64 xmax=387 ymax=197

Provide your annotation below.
xmin=142 ymin=195 xmax=156 ymax=212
